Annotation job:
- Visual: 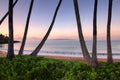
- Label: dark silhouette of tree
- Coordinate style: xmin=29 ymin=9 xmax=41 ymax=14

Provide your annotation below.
xmin=107 ymin=0 xmax=113 ymax=63
xmin=18 ymin=0 xmax=34 ymax=55
xmin=6 ymin=0 xmax=15 ymax=60
xmin=0 ymin=0 xmax=18 ymax=25
xmin=30 ymin=0 xmax=62 ymax=56
xmin=91 ymin=0 xmax=98 ymax=68
xmin=73 ymin=0 xmax=91 ymax=65
xmin=0 ymin=34 xmax=9 ymax=43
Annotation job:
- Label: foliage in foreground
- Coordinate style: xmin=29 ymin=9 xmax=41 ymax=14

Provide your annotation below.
xmin=0 ymin=55 xmax=120 ymax=80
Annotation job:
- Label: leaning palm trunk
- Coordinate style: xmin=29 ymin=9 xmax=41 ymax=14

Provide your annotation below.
xmin=73 ymin=0 xmax=91 ymax=65
xmin=0 ymin=0 xmax=18 ymax=25
xmin=6 ymin=0 xmax=15 ymax=60
xmin=92 ymin=0 xmax=98 ymax=67
xmin=18 ymin=0 xmax=34 ymax=55
xmin=30 ymin=0 xmax=62 ymax=56
xmin=107 ymin=0 xmax=113 ymax=63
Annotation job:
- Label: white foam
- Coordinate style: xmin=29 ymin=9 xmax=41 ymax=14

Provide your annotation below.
xmin=1 ymin=49 xmax=120 ymax=59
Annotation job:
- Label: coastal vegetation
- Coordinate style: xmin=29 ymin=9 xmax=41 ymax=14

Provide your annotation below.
xmin=0 ymin=0 xmax=115 ymax=66
xmin=0 ymin=0 xmax=119 ymax=78
xmin=0 ymin=34 xmax=19 ymax=44
xmin=0 ymin=55 xmax=120 ymax=80
xmin=0 ymin=34 xmax=9 ymax=44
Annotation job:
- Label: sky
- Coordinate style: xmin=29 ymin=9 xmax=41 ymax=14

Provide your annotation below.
xmin=0 ymin=0 xmax=120 ymax=40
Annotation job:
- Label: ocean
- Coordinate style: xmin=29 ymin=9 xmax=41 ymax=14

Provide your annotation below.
xmin=0 ymin=39 xmax=120 ymax=58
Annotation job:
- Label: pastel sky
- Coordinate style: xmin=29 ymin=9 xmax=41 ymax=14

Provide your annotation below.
xmin=0 ymin=0 xmax=120 ymax=40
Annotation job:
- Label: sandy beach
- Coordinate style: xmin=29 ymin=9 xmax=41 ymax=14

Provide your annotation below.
xmin=41 ymin=55 xmax=120 ymax=62
xmin=0 ymin=51 xmax=7 ymax=57
xmin=0 ymin=51 xmax=120 ymax=62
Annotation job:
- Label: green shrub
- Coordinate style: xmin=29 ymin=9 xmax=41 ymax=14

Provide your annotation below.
xmin=0 ymin=56 xmax=120 ymax=80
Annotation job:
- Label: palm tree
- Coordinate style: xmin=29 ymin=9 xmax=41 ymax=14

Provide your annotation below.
xmin=73 ymin=0 xmax=91 ymax=65
xmin=92 ymin=0 xmax=98 ymax=67
xmin=107 ymin=0 xmax=113 ymax=63
xmin=18 ymin=0 xmax=34 ymax=55
xmin=6 ymin=0 xmax=15 ymax=60
xmin=0 ymin=0 xmax=18 ymax=25
xmin=30 ymin=0 xmax=62 ymax=56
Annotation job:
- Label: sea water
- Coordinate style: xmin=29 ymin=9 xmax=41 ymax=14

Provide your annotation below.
xmin=0 ymin=39 xmax=120 ymax=58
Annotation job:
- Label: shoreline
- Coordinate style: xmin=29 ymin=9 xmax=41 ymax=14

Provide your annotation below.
xmin=39 ymin=55 xmax=120 ymax=62
xmin=0 ymin=51 xmax=120 ymax=62
xmin=0 ymin=51 xmax=7 ymax=57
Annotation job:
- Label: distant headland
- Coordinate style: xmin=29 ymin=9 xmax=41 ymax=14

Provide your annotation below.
xmin=51 ymin=38 xmax=75 ymax=40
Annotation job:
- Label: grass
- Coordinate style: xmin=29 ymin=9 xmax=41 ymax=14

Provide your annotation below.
xmin=0 ymin=55 xmax=120 ymax=80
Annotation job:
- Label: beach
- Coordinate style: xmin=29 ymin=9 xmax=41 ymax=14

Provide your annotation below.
xmin=40 ymin=55 xmax=120 ymax=62
xmin=0 ymin=40 xmax=120 ymax=62
xmin=0 ymin=51 xmax=120 ymax=62
xmin=0 ymin=51 xmax=7 ymax=57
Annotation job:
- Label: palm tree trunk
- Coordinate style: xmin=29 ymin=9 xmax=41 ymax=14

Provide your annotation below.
xmin=73 ymin=0 xmax=91 ymax=65
xmin=107 ymin=0 xmax=113 ymax=63
xmin=6 ymin=0 xmax=15 ymax=60
xmin=18 ymin=0 xmax=34 ymax=55
xmin=30 ymin=0 xmax=62 ymax=56
xmin=92 ymin=0 xmax=98 ymax=68
xmin=0 ymin=0 xmax=18 ymax=25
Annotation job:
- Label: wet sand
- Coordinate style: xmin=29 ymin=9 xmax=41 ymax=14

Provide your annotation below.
xmin=0 ymin=51 xmax=120 ymax=62
xmin=0 ymin=51 xmax=7 ymax=57
xmin=41 ymin=55 xmax=120 ymax=62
